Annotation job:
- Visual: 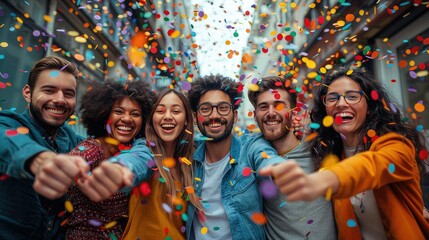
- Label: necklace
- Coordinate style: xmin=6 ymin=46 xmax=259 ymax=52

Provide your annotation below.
xmin=279 ymin=140 xmax=301 ymax=156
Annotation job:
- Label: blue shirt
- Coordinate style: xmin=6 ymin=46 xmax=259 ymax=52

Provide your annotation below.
xmin=186 ymin=134 xmax=284 ymax=240
xmin=0 ymin=110 xmax=84 ymax=240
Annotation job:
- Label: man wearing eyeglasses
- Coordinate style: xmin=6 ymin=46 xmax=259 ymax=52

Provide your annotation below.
xmin=184 ymin=74 xmax=286 ymax=240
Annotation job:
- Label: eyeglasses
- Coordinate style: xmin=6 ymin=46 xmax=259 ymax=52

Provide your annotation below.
xmin=322 ymin=90 xmax=367 ymax=107
xmin=197 ymin=102 xmax=233 ymax=117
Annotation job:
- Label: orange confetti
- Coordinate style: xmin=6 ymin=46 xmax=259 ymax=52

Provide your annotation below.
xmin=251 ymin=212 xmax=267 ymax=224
xmin=304 ymin=132 xmax=318 ymax=142
xmin=16 ymin=127 xmax=29 ymax=134
xmin=261 ymin=152 xmax=270 ymax=159
xmin=367 ymin=129 xmax=376 ymax=138
xmin=345 ymin=14 xmax=355 ymax=22
xmin=163 ymin=157 xmax=176 ymax=168
xmin=74 ymin=53 xmax=84 ymax=61
xmin=414 ymin=102 xmax=425 ymax=112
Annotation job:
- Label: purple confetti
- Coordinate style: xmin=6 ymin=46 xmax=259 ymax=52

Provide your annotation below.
xmin=259 ymin=179 xmax=278 ymax=199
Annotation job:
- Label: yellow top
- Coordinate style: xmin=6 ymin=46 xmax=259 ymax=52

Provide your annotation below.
xmin=122 ymin=174 xmax=187 ymax=240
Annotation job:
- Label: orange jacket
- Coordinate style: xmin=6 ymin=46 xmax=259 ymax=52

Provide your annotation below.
xmin=327 ymin=133 xmax=429 ymax=239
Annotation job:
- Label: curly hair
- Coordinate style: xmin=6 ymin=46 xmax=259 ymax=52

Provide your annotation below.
xmin=310 ymin=65 xmax=427 ymax=173
xmin=247 ymin=76 xmax=297 ymax=109
xmin=187 ymin=74 xmax=243 ymax=111
xmin=79 ymin=79 xmax=156 ymax=138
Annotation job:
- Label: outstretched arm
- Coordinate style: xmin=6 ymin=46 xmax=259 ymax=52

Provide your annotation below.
xmin=259 ymin=161 xmax=339 ymax=201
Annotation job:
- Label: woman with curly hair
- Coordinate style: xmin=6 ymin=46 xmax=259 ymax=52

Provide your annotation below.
xmin=65 ymin=79 xmax=155 ymax=240
xmin=260 ymin=65 xmax=429 ymax=239
xmin=122 ymin=88 xmax=202 ymax=240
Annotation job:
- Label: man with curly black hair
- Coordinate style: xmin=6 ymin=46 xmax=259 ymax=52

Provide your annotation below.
xmin=185 ymin=74 xmax=285 ymax=240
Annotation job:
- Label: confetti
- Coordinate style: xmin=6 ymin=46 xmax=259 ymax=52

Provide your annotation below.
xmin=251 ymin=212 xmax=267 ymax=224
xmin=346 ymin=219 xmax=357 ymax=227
xmin=65 ymin=200 xmax=74 ymax=213
xmin=388 ymin=163 xmax=395 ymax=173
xmin=163 ymin=157 xmax=176 ymax=168
xmin=259 ymin=179 xmax=277 ymax=199
xmin=322 ymin=116 xmax=334 ymax=127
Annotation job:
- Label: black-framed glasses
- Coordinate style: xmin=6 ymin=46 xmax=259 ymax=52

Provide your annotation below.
xmin=322 ymin=90 xmax=367 ymax=107
xmin=197 ymin=102 xmax=233 ymax=117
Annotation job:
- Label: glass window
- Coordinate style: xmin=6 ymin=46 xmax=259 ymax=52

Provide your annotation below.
xmin=396 ymin=28 xmax=429 ymax=128
xmin=0 ymin=2 xmax=48 ymax=112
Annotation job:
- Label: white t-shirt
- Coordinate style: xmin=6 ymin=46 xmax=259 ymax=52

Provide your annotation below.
xmin=193 ymin=153 xmax=232 ymax=240
xmin=345 ymin=146 xmax=387 ymax=240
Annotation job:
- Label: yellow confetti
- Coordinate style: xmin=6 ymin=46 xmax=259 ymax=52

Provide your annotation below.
xmin=325 ymin=187 xmax=333 ymax=201
xmin=104 ymin=221 xmax=117 ymax=229
xmin=322 ymin=115 xmax=334 ymax=127
xmin=107 ymin=61 xmax=115 ymax=67
xmin=0 ymin=42 xmax=9 ymax=48
xmin=170 ymin=30 xmax=181 ymax=38
xmin=305 ymin=59 xmax=316 ymax=69
xmin=229 ymin=158 xmax=236 ymax=164
xmin=104 ymin=137 xmax=119 ymax=145
xmin=201 ymin=226 xmax=208 ymax=234
xmin=16 ymin=17 xmax=23 ymax=24
xmin=65 ymin=200 xmax=73 ymax=213
xmin=43 ymin=15 xmax=52 ymax=22
xmin=181 ymin=157 xmax=192 ymax=165
xmin=195 ymin=177 xmax=201 ymax=182
xmin=261 ymin=152 xmax=270 ymax=159
xmin=346 ymin=69 xmax=353 ymax=75
xmin=248 ymin=84 xmax=259 ymax=92
xmin=75 ymin=36 xmax=87 ymax=43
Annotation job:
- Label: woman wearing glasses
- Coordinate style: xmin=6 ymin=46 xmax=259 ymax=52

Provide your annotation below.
xmin=260 ymin=66 xmax=429 ymax=239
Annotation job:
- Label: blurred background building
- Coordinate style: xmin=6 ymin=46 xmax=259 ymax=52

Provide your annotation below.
xmin=0 ymin=0 xmax=199 ymax=136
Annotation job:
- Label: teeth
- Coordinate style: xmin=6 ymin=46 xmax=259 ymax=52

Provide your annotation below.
xmin=209 ymin=123 xmax=221 ymax=127
xmin=336 ymin=112 xmax=353 ymax=118
xmin=161 ymin=124 xmax=175 ymax=128
xmin=117 ymin=126 xmax=132 ymax=131
xmin=47 ymin=108 xmax=66 ymax=114
xmin=265 ymin=121 xmax=279 ymax=125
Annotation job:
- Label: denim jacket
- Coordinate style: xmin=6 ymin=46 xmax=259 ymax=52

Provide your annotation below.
xmin=186 ymin=134 xmax=284 ymax=240
xmin=0 ymin=110 xmax=84 ymax=240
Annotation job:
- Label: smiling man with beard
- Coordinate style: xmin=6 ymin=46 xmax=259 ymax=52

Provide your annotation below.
xmin=0 ymin=56 xmax=90 ymax=239
xmin=248 ymin=76 xmax=336 ymax=240
xmin=0 ymin=56 xmax=150 ymax=240
xmin=184 ymin=74 xmax=286 ymax=240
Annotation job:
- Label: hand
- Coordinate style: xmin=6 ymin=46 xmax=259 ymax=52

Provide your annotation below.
xmin=77 ymin=161 xmax=134 ymax=202
xmin=424 ymin=207 xmax=429 ymax=221
xmin=259 ymin=161 xmax=339 ymax=201
xmin=32 ymin=152 xmax=89 ymax=199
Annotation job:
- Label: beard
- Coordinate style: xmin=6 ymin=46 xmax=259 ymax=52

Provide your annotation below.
xmin=259 ymin=115 xmax=292 ymax=142
xmin=198 ymin=118 xmax=234 ymax=143
xmin=29 ymin=101 xmax=68 ymax=130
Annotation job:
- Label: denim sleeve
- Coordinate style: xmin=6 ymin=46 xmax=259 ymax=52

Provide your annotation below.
xmin=108 ymin=138 xmax=155 ymax=190
xmin=243 ymin=133 xmax=284 ymax=171
xmin=0 ymin=123 xmax=48 ymax=180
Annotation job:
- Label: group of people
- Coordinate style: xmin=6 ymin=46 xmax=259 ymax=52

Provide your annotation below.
xmin=0 ymin=55 xmax=428 ymax=240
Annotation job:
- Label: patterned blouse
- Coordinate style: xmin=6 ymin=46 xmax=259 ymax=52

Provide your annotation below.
xmin=65 ymin=139 xmax=129 ymax=240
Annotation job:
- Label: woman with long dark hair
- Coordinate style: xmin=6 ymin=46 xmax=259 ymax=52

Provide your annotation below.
xmin=260 ymin=66 xmax=429 ymax=239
